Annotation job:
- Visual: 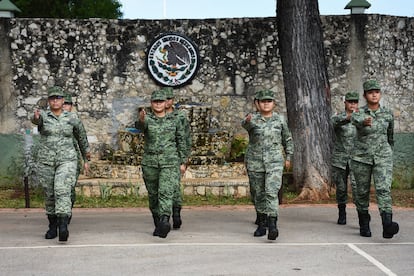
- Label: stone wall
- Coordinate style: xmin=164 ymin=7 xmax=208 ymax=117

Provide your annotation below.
xmin=1 ymin=15 xmax=413 ymax=191
xmin=2 ymin=16 xmax=414 ymax=142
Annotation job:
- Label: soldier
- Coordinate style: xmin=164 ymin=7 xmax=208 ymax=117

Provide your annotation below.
xmin=331 ymin=91 xmax=359 ymax=225
xmin=163 ymin=87 xmax=192 ymax=230
xmin=62 ymin=93 xmax=91 ymax=224
xmin=31 ymin=86 xmax=90 ymax=242
xmin=241 ymin=90 xmax=293 ymax=240
xmin=351 ymin=80 xmax=399 ymax=238
xmin=135 ymin=89 xmax=188 ymax=238
xmin=250 ymin=91 xmax=265 ymax=226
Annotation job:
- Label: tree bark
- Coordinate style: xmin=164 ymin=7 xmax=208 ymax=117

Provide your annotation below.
xmin=277 ymin=0 xmax=332 ymax=200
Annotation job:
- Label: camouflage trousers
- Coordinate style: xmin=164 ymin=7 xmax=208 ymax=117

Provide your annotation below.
xmin=71 ymin=160 xmax=82 ymax=207
xmin=142 ymin=165 xmax=180 ymax=217
xmin=37 ymin=160 xmax=77 ymax=216
xmin=332 ymin=164 xmax=356 ymax=205
xmin=351 ymin=160 xmax=394 ymax=213
xmin=247 ymin=167 xmax=283 ymax=217
xmin=172 ymin=166 xmax=182 ymax=208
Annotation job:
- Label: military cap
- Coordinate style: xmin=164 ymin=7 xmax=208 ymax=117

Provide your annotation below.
xmin=345 ymin=91 xmax=359 ymax=101
xmin=48 ymin=86 xmax=65 ymax=97
xmin=151 ymin=89 xmax=166 ymax=101
xmin=363 ymin=80 xmax=381 ymax=91
xmin=256 ymin=89 xmax=275 ymax=100
xmin=63 ymin=93 xmax=73 ymax=104
xmin=163 ymin=87 xmax=174 ymax=99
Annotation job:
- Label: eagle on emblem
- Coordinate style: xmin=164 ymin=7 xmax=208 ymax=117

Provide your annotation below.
xmin=162 ymin=41 xmax=190 ymax=66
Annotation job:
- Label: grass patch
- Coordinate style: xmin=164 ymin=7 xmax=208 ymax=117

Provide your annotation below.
xmin=182 ymin=194 xmax=252 ymax=206
xmin=0 ymin=186 xmax=252 ymax=208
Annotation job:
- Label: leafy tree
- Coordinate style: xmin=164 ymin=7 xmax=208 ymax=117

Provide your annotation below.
xmin=13 ymin=0 xmax=123 ymax=19
xmin=277 ymin=0 xmax=333 ymax=200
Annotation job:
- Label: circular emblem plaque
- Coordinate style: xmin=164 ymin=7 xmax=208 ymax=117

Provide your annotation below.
xmin=146 ymin=32 xmax=200 ymax=87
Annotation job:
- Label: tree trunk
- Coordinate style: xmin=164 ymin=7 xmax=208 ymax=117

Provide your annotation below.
xmin=276 ymin=0 xmax=332 ymax=200
xmin=0 ymin=19 xmax=17 ymax=133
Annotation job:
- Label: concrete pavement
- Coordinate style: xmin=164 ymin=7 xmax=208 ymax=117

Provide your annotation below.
xmin=1 ymin=205 xmax=413 ymax=275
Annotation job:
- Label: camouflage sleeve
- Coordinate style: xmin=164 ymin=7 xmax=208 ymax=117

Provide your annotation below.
xmin=31 ymin=110 xmax=44 ymax=126
xmin=351 ymin=110 xmax=366 ymax=129
xmin=241 ymin=115 xmax=254 ymax=131
xmin=280 ymin=115 xmax=294 ymax=161
xmin=72 ymin=114 xmax=90 ymax=161
xmin=135 ymin=117 xmax=147 ymax=131
xmin=175 ymin=114 xmax=189 ymax=165
xmin=331 ymin=112 xmax=350 ymax=128
xmin=387 ymin=111 xmax=394 ymax=148
xmin=179 ymin=112 xmax=192 ymax=159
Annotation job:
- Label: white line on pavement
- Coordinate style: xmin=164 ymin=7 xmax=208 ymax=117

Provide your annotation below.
xmin=348 ymin=243 xmax=397 ymax=276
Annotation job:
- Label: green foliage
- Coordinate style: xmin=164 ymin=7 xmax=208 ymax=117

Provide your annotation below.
xmin=0 ymin=155 xmax=24 ymax=187
xmin=392 ymin=179 xmax=401 ymax=189
xmin=228 ymin=135 xmax=248 ymax=162
xmin=182 ymin=194 xmax=252 ymax=206
xmin=219 ymin=145 xmax=229 ymax=156
xmin=99 ymin=184 xmax=113 ymax=201
xmin=0 ymin=185 xmax=44 ymax=208
xmin=0 ymin=134 xmax=25 ymax=187
xmin=283 ymin=192 xmax=298 ymax=201
xmin=392 ymin=172 xmax=414 ymax=189
xmin=129 ymin=183 xmax=140 ymax=198
xmin=74 ymin=194 xmax=148 ymax=208
xmin=14 ymin=0 xmax=123 ymax=19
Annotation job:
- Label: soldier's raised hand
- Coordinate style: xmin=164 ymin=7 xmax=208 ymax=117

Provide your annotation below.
xmin=139 ymin=108 xmax=146 ymax=122
xmin=284 ymin=160 xmax=291 ymax=171
xmin=245 ymin=113 xmax=252 ymax=123
xmin=83 ymin=162 xmax=89 ymax=175
xmin=34 ymin=109 xmax=40 ymax=120
xmin=364 ymin=116 xmax=373 ymax=127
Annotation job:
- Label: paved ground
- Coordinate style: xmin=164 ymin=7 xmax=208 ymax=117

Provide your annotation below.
xmin=1 ymin=204 xmax=413 ymax=276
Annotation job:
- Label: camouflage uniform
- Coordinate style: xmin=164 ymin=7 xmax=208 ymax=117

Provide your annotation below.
xmin=241 ymin=100 xmax=293 ymax=218
xmin=32 ymin=110 xmax=89 ymax=217
xmin=331 ymin=91 xmax=359 ymax=225
xmin=169 ymin=109 xmax=191 ymax=208
xmin=135 ymin=92 xmax=187 ymax=224
xmin=351 ymin=79 xmax=399 ymax=239
xmin=163 ymin=87 xmax=192 ymax=210
xmin=332 ymin=111 xmax=357 ymax=204
xmin=351 ymin=105 xmax=394 ymax=212
xmin=63 ymin=93 xmax=84 ymax=209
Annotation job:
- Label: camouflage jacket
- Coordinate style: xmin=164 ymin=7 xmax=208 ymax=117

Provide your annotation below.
xmin=351 ymin=105 xmax=394 ymax=165
xmin=135 ymin=111 xmax=187 ymax=167
xmin=168 ymin=108 xmax=192 ymax=161
xmin=331 ymin=111 xmax=356 ymax=169
xmin=31 ymin=110 xmax=90 ymax=165
xmin=242 ymin=112 xmax=293 ymax=172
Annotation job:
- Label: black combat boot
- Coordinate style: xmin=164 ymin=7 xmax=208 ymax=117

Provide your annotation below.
xmin=45 ymin=215 xmax=58 ymax=239
xmin=337 ymin=204 xmax=346 ymax=225
xmin=381 ymin=212 xmax=399 ymax=239
xmin=267 ymin=216 xmax=279 ymax=240
xmin=158 ymin=215 xmax=171 ymax=238
xmin=255 ymin=212 xmax=268 ymax=226
xmin=152 ymin=214 xmax=160 ymax=236
xmin=68 ymin=201 xmax=75 ymax=225
xmin=172 ymin=206 xmax=182 ymax=229
xmin=253 ymin=213 xmax=267 ymax=237
xmin=358 ymin=211 xmax=372 ymax=237
xmin=58 ymin=215 xmax=70 ymax=242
